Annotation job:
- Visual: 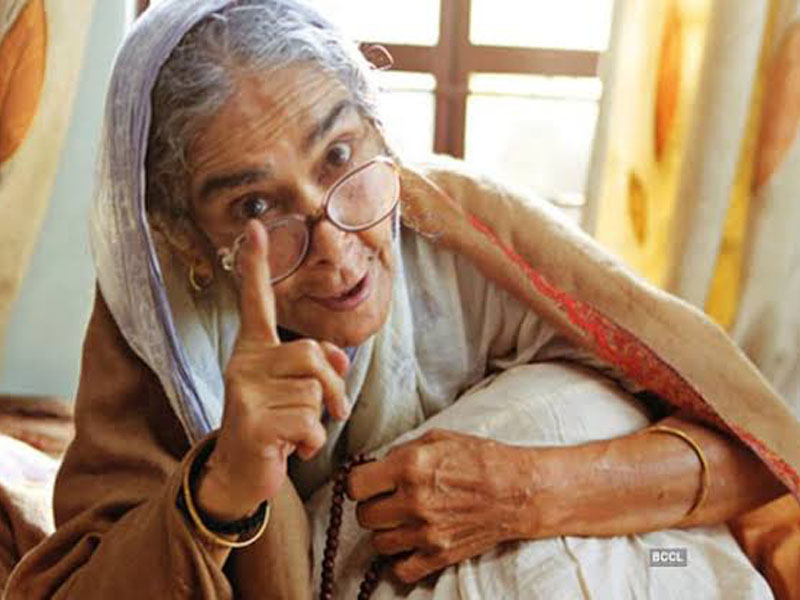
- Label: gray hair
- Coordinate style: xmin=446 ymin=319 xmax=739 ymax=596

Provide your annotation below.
xmin=145 ymin=0 xmax=390 ymax=220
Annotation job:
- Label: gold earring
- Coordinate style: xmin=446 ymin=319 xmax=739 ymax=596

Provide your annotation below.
xmin=189 ymin=262 xmax=213 ymax=293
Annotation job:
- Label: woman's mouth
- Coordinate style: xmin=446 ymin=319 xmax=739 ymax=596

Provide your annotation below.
xmin=310 ymin=267 xmax=372 ymax=312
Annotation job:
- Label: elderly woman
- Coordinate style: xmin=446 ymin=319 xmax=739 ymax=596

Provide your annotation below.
xmin=6 ymin=0 xmax=800 ymax=598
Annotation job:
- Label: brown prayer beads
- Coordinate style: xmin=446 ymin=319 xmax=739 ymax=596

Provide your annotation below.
xmin=319 ymin=454 xmax=386 ymax=600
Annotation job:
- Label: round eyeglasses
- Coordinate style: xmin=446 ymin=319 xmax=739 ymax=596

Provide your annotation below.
xmin=218 ymin=156 xmax=400 ymax=284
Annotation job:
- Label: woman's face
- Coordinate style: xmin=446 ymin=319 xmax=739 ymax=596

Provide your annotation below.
xmin=186 ymin=65 xmax=396 ymax=348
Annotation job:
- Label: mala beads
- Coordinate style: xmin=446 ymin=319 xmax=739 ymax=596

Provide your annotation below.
xmin=319 ymin=454 xmax=387 ymax=600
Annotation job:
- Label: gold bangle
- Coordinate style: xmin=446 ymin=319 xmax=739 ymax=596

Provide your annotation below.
xmin=647 ymin=425 xmax=711 ymax=522
xmin=180 ymin=434 xmax=271 ymax=549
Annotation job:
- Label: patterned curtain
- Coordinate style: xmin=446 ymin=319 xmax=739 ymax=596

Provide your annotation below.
xmin=0 ymin=0 xmax=29 ymax=41
xmin=585 ymin=0 xmax=800 ymax=413
xmin=0 ymin=0 xmax=96 ymax=357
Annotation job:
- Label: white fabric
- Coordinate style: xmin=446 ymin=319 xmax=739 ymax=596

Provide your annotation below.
xmin=306 ymin=362 xmax=773 ymax=599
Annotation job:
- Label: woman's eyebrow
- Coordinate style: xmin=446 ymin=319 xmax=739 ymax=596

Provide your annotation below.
xmin=196 ymin=100 xmax=354 ymax=204
xmin=303 ymin=99 xmax=355 ymax=153
xmin=198 ymin=167 xmax=272 ymax=204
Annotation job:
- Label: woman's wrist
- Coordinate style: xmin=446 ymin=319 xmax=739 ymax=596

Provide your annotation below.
xmin=177 ymin=435 xmax=270 ymax=551
xmin=195 ymin=450 xmax=263 ymax=522
xmin=515 ymin=445 xmax=576 ymax=540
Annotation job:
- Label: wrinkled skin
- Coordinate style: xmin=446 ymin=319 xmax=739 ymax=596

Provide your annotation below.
xmin=347 ymin=429 xmax=544 ymax=583
xmin=167 ymin=65 xmax=397 ymax=349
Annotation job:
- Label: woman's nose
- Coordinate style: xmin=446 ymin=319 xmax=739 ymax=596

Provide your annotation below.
xmin=296 ymin=182 xmax=350 ymax=268
xmin=305 ymin=217 xmax=350 ymax=268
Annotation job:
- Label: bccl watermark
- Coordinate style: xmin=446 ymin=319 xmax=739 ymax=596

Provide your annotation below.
xmin=648 ymin=548 xmax=688 ymax=567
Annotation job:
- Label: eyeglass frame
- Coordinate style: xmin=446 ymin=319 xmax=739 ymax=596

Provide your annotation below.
xmin=217 ymin=155 xmax=401 ymax=284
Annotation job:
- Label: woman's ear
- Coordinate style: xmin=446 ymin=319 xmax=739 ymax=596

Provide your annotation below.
xmin=149 ymin=212 xmax=216 ymax=289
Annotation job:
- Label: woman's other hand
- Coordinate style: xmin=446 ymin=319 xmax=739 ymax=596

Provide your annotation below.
xmin=347 ymin=429 xmax=551 ymax=584
xmin=197 ymin=219 xmax=351 ymax=521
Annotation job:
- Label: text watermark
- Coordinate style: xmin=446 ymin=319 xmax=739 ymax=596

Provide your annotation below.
xmin=648 ymin=548 xmax=688 ymax=567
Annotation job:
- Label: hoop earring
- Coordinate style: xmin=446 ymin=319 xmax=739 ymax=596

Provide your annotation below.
xmin=189 ymin=262 xmax=213 ymax=293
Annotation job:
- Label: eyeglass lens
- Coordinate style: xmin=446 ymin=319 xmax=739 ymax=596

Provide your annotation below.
xmin=264 ymin=160 xmax=399 ymax=282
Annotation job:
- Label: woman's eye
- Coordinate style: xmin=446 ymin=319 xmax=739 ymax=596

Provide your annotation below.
xmin=326 ymin=142 xmax=353 ymax=167
xmin=236 ymin=196 xmax=273 ymax=220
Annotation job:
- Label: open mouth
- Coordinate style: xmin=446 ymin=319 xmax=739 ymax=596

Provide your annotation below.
xmin=336 ymin=274 xmax=367 ymax=299
xmin=311 ymin=268 xmax=372 ymax=311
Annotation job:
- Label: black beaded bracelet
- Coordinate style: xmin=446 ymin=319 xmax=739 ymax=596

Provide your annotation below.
xmin=177 ymin=436 xmax=268 ymax=536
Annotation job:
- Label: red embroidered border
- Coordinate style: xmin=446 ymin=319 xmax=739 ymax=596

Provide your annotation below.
xmin=466 ymin=213 xmax=800 ymax=496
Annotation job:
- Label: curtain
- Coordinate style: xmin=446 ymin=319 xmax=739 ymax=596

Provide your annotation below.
xmin=585 ymin=0 xmax=800 ymax=415
xmin=0 ymin=0 xmax=96 ymax=359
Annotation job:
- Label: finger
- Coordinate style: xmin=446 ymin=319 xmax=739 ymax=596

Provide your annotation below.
xmin=269 ymin=341 xmax=349 ymax=421
xmin=372 ymin=526 xmax=423 ymax=556
xmin=393 ymin=531 xmax=495 ymax=583
xmin=356 ymin=494 xmax=411 ymax=530
xmin=237 ymin=219 xmax=280 ymax=345
xmin=266 ymin=407 xmax=327 ymax=461
xmin=319 ymin=342 xmax=350 ymax=420
xmin=261 ymin=377 xmax=325 ymax=417
xmin=347 ymin=459 xmax=398 ymax=501
xmin=320 ymin=341 xmax=350 ymax=378
xmin=392 ymin=550 xmax=450 ymax=584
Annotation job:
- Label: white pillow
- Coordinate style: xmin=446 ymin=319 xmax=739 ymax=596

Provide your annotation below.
xmin=307 ymin=361 xmax=773 ymax=599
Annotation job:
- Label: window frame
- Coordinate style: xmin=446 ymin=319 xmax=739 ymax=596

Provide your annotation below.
xmin=136 ymin=0 xmax=602 ymax=158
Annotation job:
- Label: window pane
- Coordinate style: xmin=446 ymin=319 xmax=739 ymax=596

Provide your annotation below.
xmin=470 ymin=0 xmax=615 ymax=50
xmin=375 ymin=72 xmax=436 ymax=160
xmin=465 ymin=74 xmax=601 ymax=220
xmin=311 ymin=0 xmax=440 ymax=45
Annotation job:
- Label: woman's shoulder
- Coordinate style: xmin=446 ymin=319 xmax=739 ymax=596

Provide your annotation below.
xmin=397 ymin=155 xmax=560 ymax=297
xmin=403 ymin=154 xmax=524 ymax=204
xmin=401 ymin=154 xmax=579 ymax=236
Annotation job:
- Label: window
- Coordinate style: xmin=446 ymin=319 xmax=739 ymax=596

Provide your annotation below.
xmin=470 ymin=0 xmax=614 ymax=50
xmin=313 ymin=0 xmax=441 ymax=46
xmin=136 ymin=0 xmax=615 ymax=206
xmin=466 ymin=74 xmax=602 ymax=197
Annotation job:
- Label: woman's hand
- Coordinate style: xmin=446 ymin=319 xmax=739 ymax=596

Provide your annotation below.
xmin=346 ymin=417 xmax=789 ymax=585
xmin=196 ymin=220 xmax=351 ymax=521
xmin=347 ymin=429 xmax=548 ymax=583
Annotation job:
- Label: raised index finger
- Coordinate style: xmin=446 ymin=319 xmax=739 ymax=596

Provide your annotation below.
xmin=237 ymin=219 xmax=280 ymax=345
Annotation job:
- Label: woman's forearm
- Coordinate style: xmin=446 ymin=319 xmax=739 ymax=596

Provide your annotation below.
xmin=524 ymin=414 xmax=788 ymax=539
xmin=227 ymin=480 xmax=312 ymax=600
